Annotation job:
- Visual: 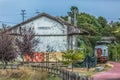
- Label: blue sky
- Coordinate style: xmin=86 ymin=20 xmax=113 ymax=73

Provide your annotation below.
xmin=0 ymin=0 xmax=120 ymax=26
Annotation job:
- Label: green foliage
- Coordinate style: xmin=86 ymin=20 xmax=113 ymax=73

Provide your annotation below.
xmin=70 ymin=6 xmax=79 ymax=13
xmin=88 ymin=36 xmax=101 ymax=48
xmin=112 ymin=21 xmax=120 ymax=27
xmin=112 ymin=25 xmax=120 ymax=43
xmin=48 ymin=75 xmax=61 ymax=80
xmin=61 ymin=6 xmax=120 ymax=62
xmin=78 ymin=23 xmax=100 ymax=35
xmin=97 ymin=16 xmax=107 ymax=28
xmin=77 ymin=13 xmax=101 ymax=27
xmin=77 ymin=36 xmax=101 ymax=56
xmin=99 ymin=24 xmax=112 ymax=36
xmin=108 ymin=44 xmax=120 ymax=61
xmin=61 ymin=16 xmax=68 ymax=21
xmin=62 ymin=50 xmax=85 ymax=65
xmin=108 ymin=44 xmax=116 ymax=61
xmin=61 ymin=6 xmax=114 ymax=37
xmin=117 ymin=45 xmax=120 ymax=61
xmin=77 ymin=13 xmax=101 ymax=35
xmin=67 ymin=6 xmax=79 ymax=25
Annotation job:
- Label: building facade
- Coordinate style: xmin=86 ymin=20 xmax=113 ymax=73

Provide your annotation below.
xmin=4 ymin=13 xmax=88 ymax=52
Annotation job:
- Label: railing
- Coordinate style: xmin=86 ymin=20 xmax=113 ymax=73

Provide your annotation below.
xmin=0 ymin=64 xmax=20 ymax=69
xmin=25 ymin=62 xmax=94 ymax=80
xmin=0 ymin=62 xmax=94 ymax=80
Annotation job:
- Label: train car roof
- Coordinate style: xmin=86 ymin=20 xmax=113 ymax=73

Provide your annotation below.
xmin=95 ymin=45 xmax=108 ymax=49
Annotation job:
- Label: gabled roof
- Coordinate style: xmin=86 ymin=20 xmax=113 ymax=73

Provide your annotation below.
xmin=3 ymin=13 xmax=89 ymax=35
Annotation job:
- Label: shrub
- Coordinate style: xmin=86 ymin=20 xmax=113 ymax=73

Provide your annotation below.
xmin=62 ymin=50 xmax=85 ymax=65
xmin=0 ymin=33 xmax=16 ymax=69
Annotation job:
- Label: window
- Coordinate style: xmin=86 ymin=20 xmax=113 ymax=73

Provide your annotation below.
xmin=38 ymin=27 xmax=51 ymax=29
xmin=104 ymin=49 xmax=106 ymax=56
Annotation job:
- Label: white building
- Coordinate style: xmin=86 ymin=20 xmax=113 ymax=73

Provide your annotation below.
xmin=4 ymin=13 xmax=88 ymax=52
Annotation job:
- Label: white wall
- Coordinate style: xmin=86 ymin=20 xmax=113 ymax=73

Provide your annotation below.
xmin=12 ymin=16 xmax=68 ymax=52
xmin=21 ymin=16 xmax=67 ymax=35
xmin=35 ymin=36 xmax=67 ymax=52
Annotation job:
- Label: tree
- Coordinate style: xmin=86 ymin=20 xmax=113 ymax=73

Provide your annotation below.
xmin=99 ymin=24 xmax=112 ymax=36
xmin=111 ymin=21 xmax=120 ymax=43
xmin=77 ymin=13 xmax=101 ymax=35
xmin=97 ymin=16 xmax=107 ymax=28
xmin=61 ymin=6 xmax=120 ymax=61
xmin=77 ymin=36 xmax=101 ymax=56
xmin=113 ymin=27 xmax=120 ymax=44
xmin=68 ymin=6 xmax=79 ymax=17
xmin=68 ymin=6 xmax=79 ymax=25
xmin=0 ymin=33 xmax=16 ymax=69
xmin=16 ymin=27 xmax=39 ymax=62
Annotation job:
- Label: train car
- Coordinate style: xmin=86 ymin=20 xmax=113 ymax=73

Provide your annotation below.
xmin=95 ymin=45 xmax=108 ymax=63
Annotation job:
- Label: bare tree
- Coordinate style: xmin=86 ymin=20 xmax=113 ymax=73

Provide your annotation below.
xmin=16 ymin=27 xmax=39 ymax=62
xmin=0 ymin=33 xmax=16 ymax=69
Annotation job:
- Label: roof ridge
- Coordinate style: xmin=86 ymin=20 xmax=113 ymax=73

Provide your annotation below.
xmin=2 ymin=12 xmax=89 ymax=35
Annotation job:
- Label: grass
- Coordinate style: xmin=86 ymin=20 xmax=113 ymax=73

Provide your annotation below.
xmin=48 ymin=75 xmax=61 ymax=80
xmin=0 ymin=66 xmax=48 ymax=80
xmin=64 ymin=62 xmax=112 ymax=77
xmin=0 ymin=66 xmax=62 ymax=80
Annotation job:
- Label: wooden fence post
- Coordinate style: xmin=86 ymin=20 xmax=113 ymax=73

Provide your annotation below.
xmin=29 ymin=63 xmax=93 ymax=80
xmin=67 ymin=71 xmax=69 ymax=80
xmin=77 ymin=76 xmax=81 ymax=80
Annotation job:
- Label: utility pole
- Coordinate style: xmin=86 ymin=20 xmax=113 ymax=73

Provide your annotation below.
xmin=20 ymin=10 xmax=26 ymax=22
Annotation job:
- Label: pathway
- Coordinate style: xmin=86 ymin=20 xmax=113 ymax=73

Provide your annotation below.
xmin=93 ymin=62 xmax=120 ymax=80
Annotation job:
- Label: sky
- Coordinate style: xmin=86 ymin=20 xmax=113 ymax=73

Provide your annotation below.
xmin=0 ymin=0 xmax=120 ymax=26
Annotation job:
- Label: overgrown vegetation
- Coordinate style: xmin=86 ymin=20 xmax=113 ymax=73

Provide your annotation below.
xmin=61 ymin=6 xmax=120 ymax=61
xmin=0 ymin=67 xmax=48 ymax=80
xmin=16 ymin=27 xmax=39 ymax=62
xmin=0 ymin=66 xmax=62 ymax=80
xmin=0 ymin=33 xmax=16 ymax=69
xmin=62 ymin=50 xmax=85 ymax=65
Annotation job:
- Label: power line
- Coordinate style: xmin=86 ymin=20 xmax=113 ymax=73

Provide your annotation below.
xmin=0 ymin=21 xmax=17 ymax=24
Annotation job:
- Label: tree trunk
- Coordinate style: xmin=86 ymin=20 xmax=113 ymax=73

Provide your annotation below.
xmin=21 ymin=55 xmax=25 ymax=65
xmin=2 ymin=61 xmax=7 ymax=69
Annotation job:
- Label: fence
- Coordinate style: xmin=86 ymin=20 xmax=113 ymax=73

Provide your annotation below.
xmin=0 ymin=64 xmax=19 ymax=69
xmin=27 ymin=62 xmax=93 ymax=80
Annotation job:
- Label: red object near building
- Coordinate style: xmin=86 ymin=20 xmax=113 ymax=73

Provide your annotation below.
xmin=25 ymin=52 xmax=44 ymax=62
xmin=97 ymin=48 xmax=102 ymax=59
